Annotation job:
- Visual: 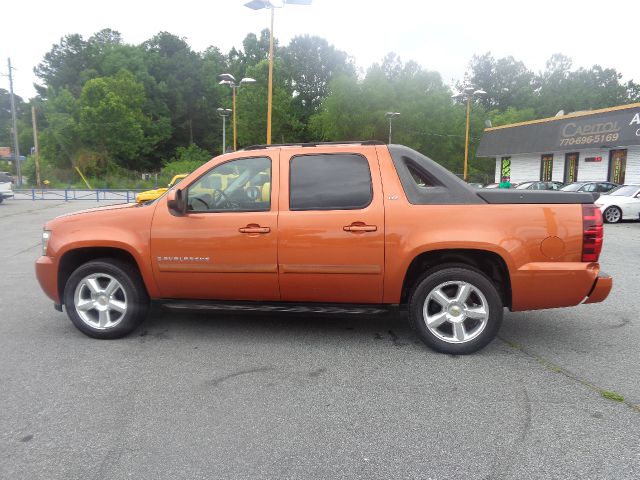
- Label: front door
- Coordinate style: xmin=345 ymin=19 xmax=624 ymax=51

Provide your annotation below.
xmin=540 ymin=154 xmax=553 ymax=181
xmin=564 ymin=152 xmax=579 ymax=183
xmin=277 ymin=148 xmax=385 ymax=304
xmin=608 ymin=150 xmax=627 ymax=184
xmin=150 ymin=155 xmax=280 ymax=301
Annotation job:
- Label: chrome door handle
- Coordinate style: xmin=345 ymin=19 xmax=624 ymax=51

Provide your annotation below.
xmin=239 ymin=226 xmax=271 ymax=234
xmin=343 ymin=224 xmax=377 ymax=232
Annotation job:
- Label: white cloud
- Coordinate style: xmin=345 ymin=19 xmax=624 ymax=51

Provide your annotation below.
xmin=2 ymin=0 xmax=638 ymax=99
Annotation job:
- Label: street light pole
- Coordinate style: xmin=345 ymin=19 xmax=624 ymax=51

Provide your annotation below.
xmin=218 ymin=74 xmax=256 ymax=151
xmin=232 ymin=85 xmax=237 ymax=150
xmin=451 ymin=87 xmax=487 ymax=181
xmin=385 ymin=112 xmax=401 ymax=144
xmin=267 ymin=6 xmax=275 ymax=145
xmin=464 ymin=95 xmax=472 ymax=182
xmin=7 ymin=58 xmax=21 ymax=186
xmin=244 ymin=0 xmax=312 ymax=145
xmin=217 ymin=108 xmax=232 ymax=154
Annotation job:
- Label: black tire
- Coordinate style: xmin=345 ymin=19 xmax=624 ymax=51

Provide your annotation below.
xmin=0 ymin=198 xmax=4 ymax=204
xmin=63 ymin=258 xmax=149 ymax=339
xmin=603 ymin=206 xmax=622 ymax=224
xmin=408 ymin=265 xmax=503 ymax=354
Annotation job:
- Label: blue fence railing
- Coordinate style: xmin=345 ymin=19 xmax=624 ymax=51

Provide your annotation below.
xmin=12 ymin=189 xmax=144 ymax=203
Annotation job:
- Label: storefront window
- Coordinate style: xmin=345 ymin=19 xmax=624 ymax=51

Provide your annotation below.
xmin=540 ymin=154 xmax=553 ymax=181
xmin=564 ymin=153 xmax=579 ymax=183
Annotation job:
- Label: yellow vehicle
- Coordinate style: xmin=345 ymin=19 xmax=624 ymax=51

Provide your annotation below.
xmin=135 ymin=174 xmax=188 ymax=203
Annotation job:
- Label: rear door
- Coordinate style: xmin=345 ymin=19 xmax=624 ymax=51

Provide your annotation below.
xmin=277 ymin=148 xmax=385 ymax=303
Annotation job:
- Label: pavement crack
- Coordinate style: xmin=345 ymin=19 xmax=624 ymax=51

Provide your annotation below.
xmin=206 ymin=366 xmax=273 ymax=387
xmin=518 ymin=383 xmax=532 ymax=443
xmin=498 ymin=335 xmax=640 ymax=413
xmin=11 ymin=242 xmax=41 ymax=257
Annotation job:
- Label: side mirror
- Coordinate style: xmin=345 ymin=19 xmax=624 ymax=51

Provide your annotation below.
xmin=167 ymin=188 xmax=187 ymax=216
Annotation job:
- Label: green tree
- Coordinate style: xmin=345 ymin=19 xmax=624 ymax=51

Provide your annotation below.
xmin=78 ymin=70 xmax=167 ymax=169
xmin=281 ymin=35 xmax=355 ymax=138
xmin=534 ymin=54 xmax=633 ymax=116
xmin=463 ymin=52 xmax=535 ymax=111
xmin=235 ymin=59 xmax=303 ymax=147
xmin=39 ymin=88 xmax=81 ymax=169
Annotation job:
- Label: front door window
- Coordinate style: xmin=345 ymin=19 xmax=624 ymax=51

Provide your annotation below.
xmin=187 ymin=157 xmax=271 ymax=212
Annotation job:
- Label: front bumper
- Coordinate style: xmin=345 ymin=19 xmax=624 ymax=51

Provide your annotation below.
xmin=35 ymin=255 xmax=60 ymax=303
xmin=583 ymin=272 xmax=613 ymax=304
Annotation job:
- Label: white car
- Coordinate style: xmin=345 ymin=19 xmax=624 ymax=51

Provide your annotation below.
xmin=0 ymin=172 xmax=14 ymax=204
xmin=595 ymin=185 xmax=640 ymax=223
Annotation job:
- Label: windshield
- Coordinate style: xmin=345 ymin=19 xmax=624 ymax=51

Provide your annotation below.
xmin=607 ymin=185 xmax=640 ymax=196
xmin=561 ymin=183 xmax=583 ymax=191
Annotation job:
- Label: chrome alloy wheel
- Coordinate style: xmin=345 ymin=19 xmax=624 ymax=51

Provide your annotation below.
xmin=604 ymin=207 xmax=621 ymax=223
xmin=422 ymin=281 xmax=489 ymax=344
xmin=73 ymin=273 xmax=128 ymax=330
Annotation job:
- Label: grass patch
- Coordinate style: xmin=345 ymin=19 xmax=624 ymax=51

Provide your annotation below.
xmin=600 ymin=390 xmax=625 ymax=402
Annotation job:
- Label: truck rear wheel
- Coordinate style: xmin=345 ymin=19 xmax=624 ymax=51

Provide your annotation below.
xmin=63 ymin=259 xmax=149 ymax=339
xmin=408 ymin=266 xmax=503 ymax=354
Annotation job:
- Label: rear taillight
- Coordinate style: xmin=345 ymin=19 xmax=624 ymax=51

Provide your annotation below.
xmin=582 ymin=204 xmax=603 ymax=262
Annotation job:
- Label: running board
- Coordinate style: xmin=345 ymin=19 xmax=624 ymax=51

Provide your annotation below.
xmin=160 ymin=300 xmax=393 ymax=315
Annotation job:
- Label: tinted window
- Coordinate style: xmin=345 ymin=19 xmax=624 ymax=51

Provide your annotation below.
xmin=609 ymin=185 xmax=640 ymax=196
xmin=561 ymin=183 xmax=582 ymax=191
xmin=0 ymin=173 xmax=12 ymax=183
xmin=187 ymin=157 xmax=271 ymax=212
xmin=290 ymin=154 xmax=372 ymax=210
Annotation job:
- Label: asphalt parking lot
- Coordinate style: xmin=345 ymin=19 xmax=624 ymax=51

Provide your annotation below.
xmin=1 ymin=200 xmax=639 ymax=480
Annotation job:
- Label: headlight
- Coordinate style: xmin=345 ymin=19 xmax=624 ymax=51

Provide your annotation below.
xmin=42 ymin=230 xmax=52 ymax=256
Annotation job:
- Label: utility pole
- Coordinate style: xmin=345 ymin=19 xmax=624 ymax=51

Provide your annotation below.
xmin=32 ymin=106 xmax=41 ymax=186
xmin=7 ymin=58 xmax=22 ymax=186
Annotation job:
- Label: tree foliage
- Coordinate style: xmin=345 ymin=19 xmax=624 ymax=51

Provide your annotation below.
xmin=0 ymin=29 xmax=636 ymax=185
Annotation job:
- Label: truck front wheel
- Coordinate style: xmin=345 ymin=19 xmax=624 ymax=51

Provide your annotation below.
xmin=408 ymin=266 xmax=503 ymax=354
xmin=63 ymin=259 xmax=149 ymax=339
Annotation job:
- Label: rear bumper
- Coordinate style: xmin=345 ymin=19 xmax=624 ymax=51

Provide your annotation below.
xmin=0 ymin=192 xmax=14 ymax=199
xmin=511 ymin=262 xmax=609 ymax=311
xmin=35 ymin=255 xmax=60 ymax=303
xmin=583 ymin=272 xmax=613 ymax=304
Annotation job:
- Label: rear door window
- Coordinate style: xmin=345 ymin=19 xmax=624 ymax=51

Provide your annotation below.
xmin=289 ymin=154 xmax=373 ymax=210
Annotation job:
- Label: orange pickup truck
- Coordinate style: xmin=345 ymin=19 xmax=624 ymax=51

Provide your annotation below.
xmin=35 ymin=142 xmax=612 ymax=354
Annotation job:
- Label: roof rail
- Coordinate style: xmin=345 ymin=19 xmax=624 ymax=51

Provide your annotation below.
xmin=242 ymin=140 xmax=385 ymax=151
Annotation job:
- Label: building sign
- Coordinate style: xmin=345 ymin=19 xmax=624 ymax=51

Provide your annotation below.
xmin=477 ymin=105 xmax=640 ymax=157
xmin=0 ymin=147 xmax=11 ymax=158
xmin=500 ymin=156 xmax=511 ymax=181
xmin=584 ymin=156 xmax=602 ymax=162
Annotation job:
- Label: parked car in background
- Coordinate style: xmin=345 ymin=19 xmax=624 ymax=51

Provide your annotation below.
xmin=515 ymin=181 xmax=564 ymax=191
xmin=467 ymin=182 xmax=484 ymax=188
xmin=595 ymin=184 xmax=640 ymax=223
xmin=135 ymin=174 xmax=188 ymax=203
xmin=0 ymin=172 xmax=14 ymax=204
xmin=482 ymin=183 xmax=501 ymax=189
xmin=561 ymin=181 xmax=618 ymax=193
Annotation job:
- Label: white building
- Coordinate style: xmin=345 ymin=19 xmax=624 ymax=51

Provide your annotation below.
xmin=477 ymin=103 xmax=640 ymax=185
